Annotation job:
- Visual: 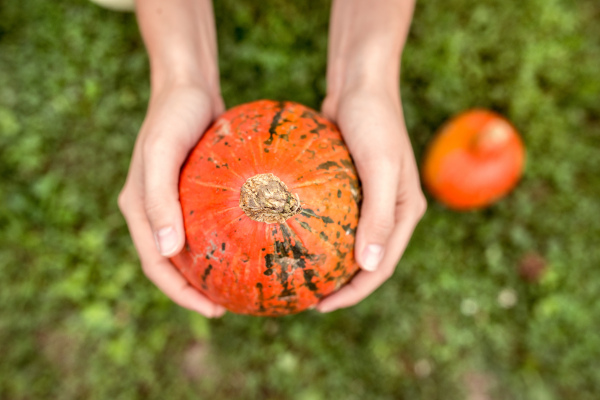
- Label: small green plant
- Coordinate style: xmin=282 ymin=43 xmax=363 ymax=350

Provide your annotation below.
xmin=1 ymin=0 xmax=599 ymax=399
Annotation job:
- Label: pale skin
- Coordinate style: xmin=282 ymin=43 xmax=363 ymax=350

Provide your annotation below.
xmin=118 ymin=0 xmax=426 ymax=317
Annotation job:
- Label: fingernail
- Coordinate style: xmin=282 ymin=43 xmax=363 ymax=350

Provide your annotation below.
xmin=361 ymin=244 xmax=383 ymax=271
xmin=155 ymin=226 xmax=178 ymax=256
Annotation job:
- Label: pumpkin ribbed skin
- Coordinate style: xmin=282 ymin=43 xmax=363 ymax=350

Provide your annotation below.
xmin=171 ymin=100 xmax=361 ymax=316
xmin=422 ymin=109 xmax=525 ymax=210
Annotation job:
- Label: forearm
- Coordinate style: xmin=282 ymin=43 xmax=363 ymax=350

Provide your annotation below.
xmin=135 ymin=0 xmax=219 ymax=95
xmin=327 ymin=0 xmax=415 ymax=97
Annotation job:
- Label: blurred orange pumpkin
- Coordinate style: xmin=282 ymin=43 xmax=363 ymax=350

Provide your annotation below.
xmin=170 ymin=100 xmax=360 ymax=316
xmin=421 ymin=110 xmax=525 ymax=210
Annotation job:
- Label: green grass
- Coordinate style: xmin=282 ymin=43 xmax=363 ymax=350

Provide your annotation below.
xmin=1 ymin=0 xmax=599 ymax=398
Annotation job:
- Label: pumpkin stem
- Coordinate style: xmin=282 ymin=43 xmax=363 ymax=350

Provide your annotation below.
xmin=473 ymin=120 xmax=513 ymax=154
xmin=239 ymin=173 xmax=302 ymax=224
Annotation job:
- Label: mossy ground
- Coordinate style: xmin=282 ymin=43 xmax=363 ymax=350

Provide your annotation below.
xmin=1 ymin=0 xmax=599 ymax=398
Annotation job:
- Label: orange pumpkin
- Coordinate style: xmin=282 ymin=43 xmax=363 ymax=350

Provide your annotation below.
xmin=421 ymin=109 xmax=525 ymax=210
xmin=171 ymin=100 xmax=361 ymax=316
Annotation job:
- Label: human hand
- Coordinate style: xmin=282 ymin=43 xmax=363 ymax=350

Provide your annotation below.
xmin=118 ymin=0 xmax=225 ymax=317
xmin=118 ymin=84 xmax=227 ymax=318
xmin=317 ymin=84 xmax=427 ymax=313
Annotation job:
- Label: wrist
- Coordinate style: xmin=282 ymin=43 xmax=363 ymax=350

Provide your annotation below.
xmin=327 ymin=54 xmax=401 ymax=107
xmin=326 ymin=0 xmax=414 ymax=101
xmin=333 ymin=53 xmax=400 ymax=91
xmin=149 ymin=60 xmax=218 ymax=97
xmin=136 ymin=0 xmax=220 ymax=97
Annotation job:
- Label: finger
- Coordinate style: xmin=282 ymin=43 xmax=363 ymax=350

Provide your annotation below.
xmin=316 ymin=206 xmax=422 ymax=313
xmin=353 ymin=157 xmax=400 ymax=272
xmin=120 ymin=189 xmax=226 ymax=318
xmin=141 ymin=106 xmax=213 ymax=257
xmin=211 ymin=94 xmax=226 ymax=118
xmin=321 ymin=95 xmax=338 ymax=122
xmin=146 ymin=257 xmax=227 ymax=318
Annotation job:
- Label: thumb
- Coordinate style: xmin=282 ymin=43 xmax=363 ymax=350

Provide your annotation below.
xmin=354 ymin=160 xmax=399 ymax=272
xmin=140 ymin=89 xmax=216 ymax=258
xmin=142 ymin=135 xmax=196 ymax=257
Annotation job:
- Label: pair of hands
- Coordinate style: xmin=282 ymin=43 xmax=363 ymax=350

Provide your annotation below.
xmin=118 ymin=81 xmax=426 ymax=318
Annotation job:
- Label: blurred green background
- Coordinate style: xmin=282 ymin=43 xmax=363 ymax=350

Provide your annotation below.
xmin=1 ymin=0 xmax=599 ymax=398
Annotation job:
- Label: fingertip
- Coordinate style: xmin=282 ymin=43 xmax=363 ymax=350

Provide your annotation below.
xmin=213 ymin=96 xmax=226 ymax=117
xmin=191 ymin=304 xmax=224 ymax=319
xmin=316 ymin=303 xmax=337 ymax=314
xmin=321 ymin=96 xmax=338 ymax=122
xmin=211 ymin=306 xmax=227 ymax=318
xmin=196 ymin=303 xmax=227 ymax=318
